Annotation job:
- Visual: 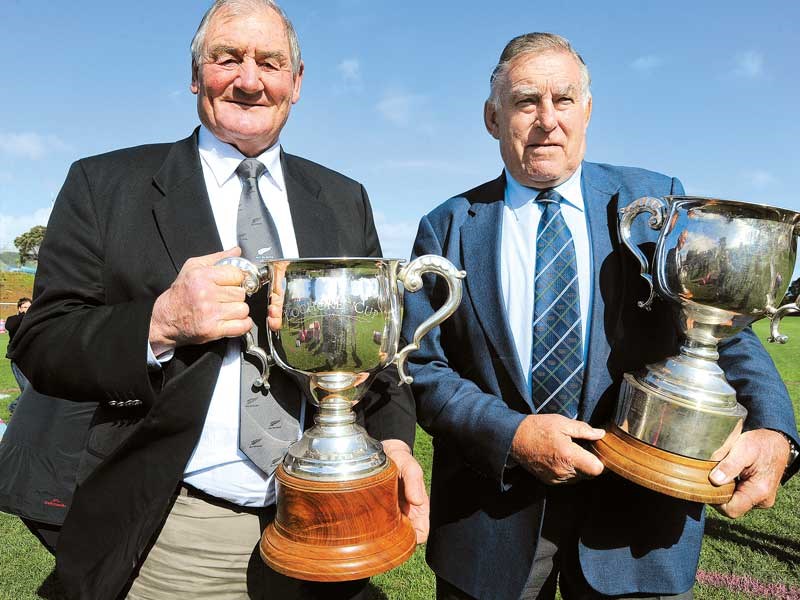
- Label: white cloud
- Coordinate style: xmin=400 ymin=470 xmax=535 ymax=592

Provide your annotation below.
xmin=746 ymin=169 xmax=776 ymax=187
xmin=373 ymin=211 xmax=419 ymax=260
xmin=0 ymin=132 xmax=69 ymax=160
xmin=631 ymin=55 xmax=662 ymax=72
xmin=0 ymin=206 xmax=53 ymax=251
xmin=376 ymin=91 xmax=427 ymax=127
xmin=734 ymin=51 xmax=764 ymax=78
xmin=337 ymin=59 xmax=362 ymax=86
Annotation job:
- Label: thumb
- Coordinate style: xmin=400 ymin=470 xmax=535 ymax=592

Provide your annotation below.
xmin=397 ymin=456 xmax=426 ymax=506
xmin=197 ymin=246 xmax=243 ymax=267
xmin=710 ymin=442 xmax=753 ymax=486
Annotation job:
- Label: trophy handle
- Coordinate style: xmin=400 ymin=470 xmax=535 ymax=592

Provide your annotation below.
xmin=395 ymin=255 xmax=466 ymax=384
xmin=216 ymin=256 xmax=273 ymax=389
xmin=767 ymin=303 xmax=800 ymax=343
xmin=618 ymin=196 xmax=668 ymax=310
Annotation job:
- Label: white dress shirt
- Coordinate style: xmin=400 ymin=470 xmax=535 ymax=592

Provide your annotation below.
xmin=156 ymin=126 xmax=304 ymax=507
xmin=500 ymin=166 xmax=592 ymax=389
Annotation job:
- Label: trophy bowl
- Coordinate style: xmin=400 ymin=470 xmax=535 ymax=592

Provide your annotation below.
xmin=591 ymin=196 xmax=800 ymax=503
xmin=222 ymin=255 xmax=465 ymax=581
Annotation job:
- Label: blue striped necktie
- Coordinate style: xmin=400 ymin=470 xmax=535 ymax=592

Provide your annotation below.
xmin=531 ymin=189 xmax=584 ymax=418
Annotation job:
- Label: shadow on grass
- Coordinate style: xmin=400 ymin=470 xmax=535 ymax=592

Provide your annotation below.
xmin=365 ymin=582 xmax=389 ymax=599
xmin=36 ymin=569 xmax=67 ymax=600
xmin=703 ymin=518 xmax=800 ymax=564
xmin=32 ymin=569 xmax=390 ymax=599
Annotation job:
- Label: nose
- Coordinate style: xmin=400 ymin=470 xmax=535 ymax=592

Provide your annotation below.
xmin=535 ymin=99 xmax=557 ymax=132
xmin=236 ymin=58 xmax=262 ymax=94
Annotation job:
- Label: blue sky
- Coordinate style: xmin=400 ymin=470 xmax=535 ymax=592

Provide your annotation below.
xmin=2 ymin=0 xmax=799 ymax=276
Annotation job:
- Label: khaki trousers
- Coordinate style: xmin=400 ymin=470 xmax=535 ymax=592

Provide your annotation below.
xmin=126 ymin=490 xmax=368 ymax=600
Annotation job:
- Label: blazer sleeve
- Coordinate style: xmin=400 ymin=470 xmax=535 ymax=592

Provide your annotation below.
xmin=718 ymin=327 xmax=800 ymax=481
xmin=9 ymin=161 xmax=160 ymax=408
xmin=401 ymin=214 xmax=526 ymax=487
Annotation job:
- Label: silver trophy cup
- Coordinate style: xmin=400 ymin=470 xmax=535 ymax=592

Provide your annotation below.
xmin=595 ymin=195 xmax=800 ymax=502
xmin=220 ymin=254 xmax=465 ymax=580
xmin=225 ymin=255 xmax=465 ymax=480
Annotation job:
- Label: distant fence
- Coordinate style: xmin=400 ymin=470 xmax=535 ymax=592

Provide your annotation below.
xmin=1 ymin=266 xmax=36 ymax=275
xmin=0 ymin=302 xmax=19 ymax=324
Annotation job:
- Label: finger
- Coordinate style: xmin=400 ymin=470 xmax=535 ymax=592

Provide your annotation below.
xmin=714 ymin=485 xmax=758 ymax=519
xmin=215 ymin=285 xmax=248 ymax=303
xmin=217 ymin=317 xmax=254 ymax=339
xmin=570 ymin=446 xmax=605 ymax=477
xmin=563 ymin=420 xmax=606 ymax=441
xmin=210 ymin=264 xmax=248 ymax=287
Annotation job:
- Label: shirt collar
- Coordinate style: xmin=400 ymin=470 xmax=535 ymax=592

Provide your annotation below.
xmin=197 ymin=125 xmax=285 ymax=191
xmin=504 ymin=164 xmax=584 ymax=213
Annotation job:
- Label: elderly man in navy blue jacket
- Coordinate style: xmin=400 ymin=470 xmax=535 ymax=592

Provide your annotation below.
xmin=401 ymin=32 xmax=799 ymax=600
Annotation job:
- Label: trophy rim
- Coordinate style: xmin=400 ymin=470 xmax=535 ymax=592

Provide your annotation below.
xmin=665 ymin=195 xmax=800 ymax=225
xmin=259 ymin=256 xmax=408 ymax=264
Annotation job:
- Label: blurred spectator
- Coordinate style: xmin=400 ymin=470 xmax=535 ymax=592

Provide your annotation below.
xmin=5 ymin=297 xmax=31 ymax=410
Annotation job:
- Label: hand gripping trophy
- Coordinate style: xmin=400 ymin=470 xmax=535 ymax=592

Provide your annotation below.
xmin=592 ymin=195 xmax=800 ymax=503
xmin=221 ymin=254 xmax=464 ymax=581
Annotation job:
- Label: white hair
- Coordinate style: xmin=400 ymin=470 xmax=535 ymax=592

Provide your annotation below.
xmin=190 ymin=0 xmax=302 ymax=76
xmin=488 ymin=32 xmax=591 ymax=107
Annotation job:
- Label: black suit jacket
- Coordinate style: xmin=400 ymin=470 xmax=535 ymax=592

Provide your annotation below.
xmin=10 ymin=130 xmax=415 ymax=600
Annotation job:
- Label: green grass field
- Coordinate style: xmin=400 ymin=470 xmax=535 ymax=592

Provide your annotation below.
xmin=1 ymin=320 xmax=798 ymax=599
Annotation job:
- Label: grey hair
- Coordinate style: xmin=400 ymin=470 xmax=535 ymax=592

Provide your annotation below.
xmin=488 ymin=32 xmax=591 ymax=107
xmin=191 ymin=0 xmax=302 ymax=76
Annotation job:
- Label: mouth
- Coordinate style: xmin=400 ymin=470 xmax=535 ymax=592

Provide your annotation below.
xmin=227 ymin=99 xmax=265 ymax=108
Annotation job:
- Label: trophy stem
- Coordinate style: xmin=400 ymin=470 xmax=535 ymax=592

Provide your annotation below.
xmin=283 ymin=393 xmax=387 ymax=482
xmin=681 ymin=339 xmax=719 ymax=362
xmin=315 ymin=395 xmax=357 ymax=429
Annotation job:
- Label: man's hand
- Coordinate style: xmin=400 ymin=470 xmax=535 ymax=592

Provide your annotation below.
xmin=710 ymin=428 xmax=791 ymax=518
xmin=510 ymin=414 xmax=605 ymax=484
xmin=266 ymin=261 xmax=288 ymax=332
xmin=149 ymin=247 xmax=252 ymax=355
xmin=383 ymin=439 xmax=429 ymax=544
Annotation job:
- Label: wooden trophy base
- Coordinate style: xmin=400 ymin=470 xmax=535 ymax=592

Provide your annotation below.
xmin=591 ymin=423 xmax=734 ymax=504
xmin=260 ymin=459 xmax=416 ymax=581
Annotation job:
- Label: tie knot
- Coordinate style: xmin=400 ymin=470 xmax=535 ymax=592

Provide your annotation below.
xmin=236 ymin=158 xmax=266 ymax=181
xmin=536 ymin=189 xmax=564 ymax=205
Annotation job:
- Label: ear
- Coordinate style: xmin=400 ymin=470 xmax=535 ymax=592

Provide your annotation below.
xmin=190 ymin=61 xmax=200 ymax=95
xmin=484 ymin=100 xmax=500 ymax=140
xmin=291 ymin=61 xmax=305 ymax=104
xmin=584 ymin=94 xmax=593 ymax=127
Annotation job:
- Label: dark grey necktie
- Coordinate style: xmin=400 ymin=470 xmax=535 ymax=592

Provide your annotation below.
xmin=235 ymin=158 xmax=300 ymax=475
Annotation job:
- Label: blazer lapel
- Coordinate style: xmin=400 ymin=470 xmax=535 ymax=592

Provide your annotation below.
xmin=281 ymin=152 xmax=331 ymax=258
xmin=152 ymin=130 xmax=223 ymax=272
xmin=461 ymin=175 xmax=531 ymax=409
xmin=579 ymin=162 xmax=619 ymax=420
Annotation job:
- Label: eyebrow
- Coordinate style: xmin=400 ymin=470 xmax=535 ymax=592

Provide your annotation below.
xmin=207 ymin=45 xmax=241 ymax=60
xmin=510 ymin=83 xmax=580 ymax=99
xmin=206 ymin=45 xmax=288 ymax=65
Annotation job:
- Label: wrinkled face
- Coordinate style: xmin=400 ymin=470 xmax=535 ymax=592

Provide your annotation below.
xmin=191 ymin=6 xmax=303 ymax=157
xmin=485 ymin=50 xmax=592 ymax=188
xmin=19 ymin=301 xmax=30 ymax=314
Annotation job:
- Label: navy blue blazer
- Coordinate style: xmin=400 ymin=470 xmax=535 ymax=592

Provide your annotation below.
xmin=401 ymin=162 xmax=799 ymax=599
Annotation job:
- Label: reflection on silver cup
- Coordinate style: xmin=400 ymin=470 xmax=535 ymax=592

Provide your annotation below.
xmin=616 ymin=196 xmax=800 ymax=461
